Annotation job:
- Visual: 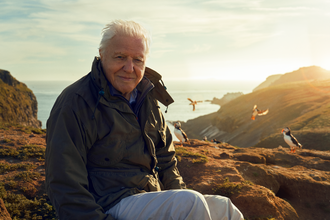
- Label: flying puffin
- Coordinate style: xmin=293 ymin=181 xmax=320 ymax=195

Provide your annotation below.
xmin=251 ymin=105 xmax=269 ymax=120
xmin=282 ymin=127 xmax=302 ymax=153
xmin=174 ymin=121 xmax=190 ymax=146
xmin=187 ymin=98 xmax=203 ymax=111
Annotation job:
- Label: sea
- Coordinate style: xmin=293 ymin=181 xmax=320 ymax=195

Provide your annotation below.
xmin=24 ymin=79 xmax=261 ymax=141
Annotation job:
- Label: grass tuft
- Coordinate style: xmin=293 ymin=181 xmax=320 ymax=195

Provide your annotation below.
xmin=212 ymin=177 xmax=242 ymax=197
xmin=175 ymin=147 xmax=208 ymax=163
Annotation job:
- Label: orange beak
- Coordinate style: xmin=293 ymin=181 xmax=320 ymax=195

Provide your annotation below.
xmin=281 ymin=129 xmax=284 ymax=133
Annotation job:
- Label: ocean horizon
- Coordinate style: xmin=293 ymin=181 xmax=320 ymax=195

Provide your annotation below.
xmin=24 ymin=79 xmax=261 ymax=141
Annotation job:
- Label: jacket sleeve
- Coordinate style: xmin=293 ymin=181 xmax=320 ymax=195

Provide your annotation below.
xmin=155 ymin=112 xmax=186 ymax=190
xmin=45 ymin=105 xmax=115 ymax=220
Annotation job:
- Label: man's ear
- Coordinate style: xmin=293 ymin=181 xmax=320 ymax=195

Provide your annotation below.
xmin=99 ymin=49 xmax=103 ymax=60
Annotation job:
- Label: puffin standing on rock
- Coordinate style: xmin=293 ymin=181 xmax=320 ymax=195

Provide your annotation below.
xmin=251 ymin=105 xmax=269 ymax=120
xmin=282 ymin=127 xmax=302 ymax=153
xmin=174 ymin=122 xmax=190 ymax=146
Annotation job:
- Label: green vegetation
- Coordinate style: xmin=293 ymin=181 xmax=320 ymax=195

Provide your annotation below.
xmin=0 ymin=123 xmax=46 ymax=134
xmin=213 ymin=179 xmax=254 ymax=198
xmin=0 ymin=163 xmax=36 ymax=174
xmin=0 ymin=122 xmax=21 ymax=130
xmin=0 ymin=145 xmax=45 ymax=160
xmin=14 ymin=171 xmax=41 ymax=182
xmin=3 ymin=138 xmax=11 ymax=143
xmin=241 ymin=180 xmax=254 ymax=185
xmin=175 ymin=147 xmax=208 ymax=163
xmin=1 ymin=183 xmax=57 ymax=220
xmin=6 ymin=180 xmax=18 ymax=189
xmin=20 ymin=127 xmax=46 ymax=135
xmin=212 ymin=177 xmax=242 ymax=197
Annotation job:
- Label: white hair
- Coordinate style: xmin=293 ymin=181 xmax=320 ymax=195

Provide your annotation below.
xmin=99 ymin=20 xmax=151 ymax=56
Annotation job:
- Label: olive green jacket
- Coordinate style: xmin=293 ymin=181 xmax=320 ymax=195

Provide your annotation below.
xmin=45 ymin=57 xmax=186 ymax=220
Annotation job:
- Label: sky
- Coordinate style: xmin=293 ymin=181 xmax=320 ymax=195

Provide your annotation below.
xmin=1 ymin=0 xmax=330 ymax=82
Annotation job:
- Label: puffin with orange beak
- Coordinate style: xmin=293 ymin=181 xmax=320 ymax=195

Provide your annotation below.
xmin=282 ymin=127 xmax=302 ymax=153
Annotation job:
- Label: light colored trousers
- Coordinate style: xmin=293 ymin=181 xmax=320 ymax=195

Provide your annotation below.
xmin=105 ymin=189 xmax=244 ymax=220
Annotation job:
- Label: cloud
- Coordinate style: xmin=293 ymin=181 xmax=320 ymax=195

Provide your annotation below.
xmin=0 ymin=37 xmax=67 ymax=64
xmin=1 ymin=0 xmax=330 ymax=81
xmin=183 ymin=44 xmax=212 ymax=54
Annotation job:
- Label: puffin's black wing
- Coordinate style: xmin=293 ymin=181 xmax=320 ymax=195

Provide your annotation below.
xmin=179 ymin=128 xmax=189 ymax=142
xmin=290 ymin=134 xmax=300 ymax=146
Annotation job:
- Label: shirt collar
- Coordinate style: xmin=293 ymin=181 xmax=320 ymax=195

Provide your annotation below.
xmin=107 ymin=80 xmax=138 ymax=104
xmin=129 ymin=88 xmax=138 ymax=104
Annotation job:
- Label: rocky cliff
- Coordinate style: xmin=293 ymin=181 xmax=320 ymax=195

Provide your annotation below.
xmin=0 ymin=69 xmax=41 ymax=128
xmin=253 ymin=74 xmax=282 ymax=92
xmin=210 ymin=92 xmax=243 ymax=106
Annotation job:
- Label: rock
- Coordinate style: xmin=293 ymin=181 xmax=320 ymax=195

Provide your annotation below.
xmin=177 ymin=139 xmax=330 ymax=220
xmin=211 ymin=92 xmax=243 ymax=106
xmin=220 ymin=152 xmax=232 ymax=159
xmin=253 ymin=74 xmax=282 ymax=92
xmin=232 ymin=185 xmax=299 ymax=220
xmin=0 ymin=198 xmax=12 ymax=220
xmin=234 ymin=153 xmax=266 ymax=164
xmin=0 ymin=69 xmax=41 ymax=128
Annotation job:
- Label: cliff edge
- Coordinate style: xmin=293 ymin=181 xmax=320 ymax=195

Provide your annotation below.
xmin=0 ymin=69 xmax=41 ymax=128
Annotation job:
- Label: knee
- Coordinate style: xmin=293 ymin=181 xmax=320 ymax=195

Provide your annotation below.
xmin=174 ymin=189 xmax=205 ymax=202
xmin=204 ymin=195 xmax=244 ymax=219
xmin=171 ymin=189 xmax=207 ymax=208
xmin=206 ymin=194 xmax=231 ymax=204
xmin=172 ymin=190 xmax=211 ymax=217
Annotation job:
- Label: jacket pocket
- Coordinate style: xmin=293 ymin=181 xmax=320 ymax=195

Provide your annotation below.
xmin=89 ymin=169 xmax=149 ymax=197
xmin=88 ymin=138 xmax=126 ymax=167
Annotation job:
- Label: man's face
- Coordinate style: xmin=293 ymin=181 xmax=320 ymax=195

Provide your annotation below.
xmin=100 ymin=35 xmax=147 ymax=100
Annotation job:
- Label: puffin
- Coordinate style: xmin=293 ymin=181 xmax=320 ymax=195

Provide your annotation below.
xmin=281 ymin=127 xmax=302 ymax=153
xmin=211 ymin=139 xmax=222 ymax=144
xmin=251 ymin=105 xmax=269 ymax=120
xmin=174 ymin=121 xmax=190 ymax=146
xmin=187 ymin=98 xmax=203 ymax=111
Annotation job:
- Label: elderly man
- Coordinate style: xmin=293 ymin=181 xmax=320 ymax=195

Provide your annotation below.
xmin=45 ymin=20 xmax=244 ymax=220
